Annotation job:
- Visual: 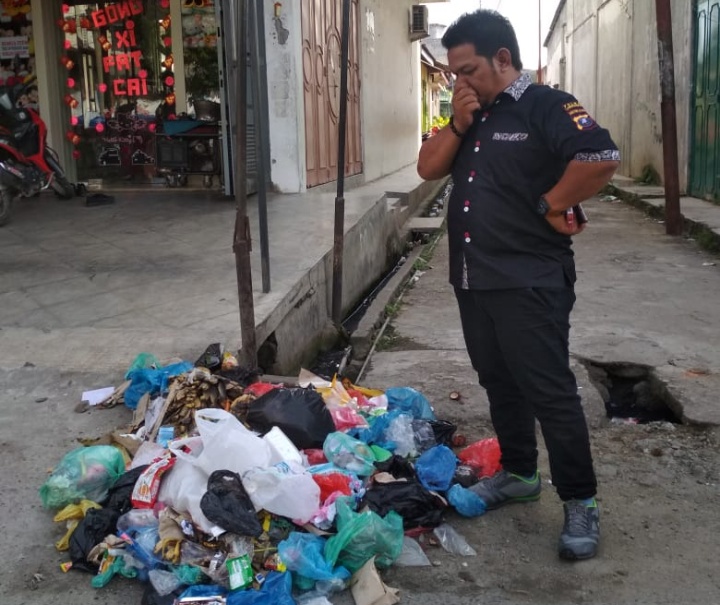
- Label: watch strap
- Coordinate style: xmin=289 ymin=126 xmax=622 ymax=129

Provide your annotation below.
xmin=449 ymin=117 xmax=465 ymax=139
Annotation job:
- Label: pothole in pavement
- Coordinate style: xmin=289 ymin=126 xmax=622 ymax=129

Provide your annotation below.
xmin=583 ymin=361 xmax=683 ymax=425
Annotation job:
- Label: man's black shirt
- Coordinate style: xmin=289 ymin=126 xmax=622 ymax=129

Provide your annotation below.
xmin=447 ymin=73 xmax=619 ymax=290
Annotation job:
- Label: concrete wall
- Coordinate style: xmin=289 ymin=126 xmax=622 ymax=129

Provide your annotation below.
xmin=545 ymin=1 xmax=567 ymax=90
xmin=545 ymin=0 xmax=693 ymax=189
xmin=264 ymin=1 xmax=305 ymax=193
xmin=359 ymin=0 xmax=422 ymax=183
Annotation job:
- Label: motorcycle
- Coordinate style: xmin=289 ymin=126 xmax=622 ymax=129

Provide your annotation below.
xmin=0 ymin=79 xmax=75 ymax=226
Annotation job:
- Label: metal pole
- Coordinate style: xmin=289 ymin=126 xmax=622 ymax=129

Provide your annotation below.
xmin=537 ymin=0 xmax=543 ymax=84
xmin=232 ymin=0 xmax=258 ymax=367
xmin=655 ymin=0 xmax=683 ymax=236
xmin=331 ymin=0 xmax=351 ymax=325
xmin=250 ymin=0 xmax=271 ymax=293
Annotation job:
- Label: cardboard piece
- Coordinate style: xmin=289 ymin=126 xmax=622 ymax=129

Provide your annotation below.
xmin=350 ymin=558 xmax=400 ymax=605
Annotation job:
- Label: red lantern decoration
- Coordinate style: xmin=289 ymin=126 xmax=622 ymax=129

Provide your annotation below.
xmin=64 ymin=40 xmax=72 ymax=50
xmin=163 ymin=36 xmax=172 ymax=47
xmin=97 ymin=35 xmax=111 ymax=51
xmin=160 ymin=0 xmax=170 ymax=7
xmin=60 ymin=56 xmax=75 ymax=70
xmin=125 ymin=20 xmax=135 ymax=30
xmin=98 ymin=83 xmax=108 ymax=93
xmin=71 ymin=116 xmax=79 ymax=126
xmin=65 ymin=130 xmax=81 ymax=145
xmin=72 ymin=150 xmax=81 ymax=160
xmin=165 ymin=93 xmax=176 ymax=105
xmin=162 ymin=54 xmax=174 ymax=69
xmin=138 ymin=69 xmax=148 ymax=80
xmin=59 ymin=19 xmax=77 ymax=34
xmin=95 ymin=123 xmax=105 ymax=133
xmin=79 ymin=17 xmax=91 ymax=29
xmin=62 ymin=4 xmax=70 ymax=14
xmin=160 ymin=15 xmax=171 ymax=30
xmin=164 ymin=76 xmax=174 ymax=87
xmin=64 ymin=94 xmax=79 ymax=109
xmin=67 ymin=77 xmax=75 ymax=88
xmin=148 ymin=123 xmax=157 ymax=133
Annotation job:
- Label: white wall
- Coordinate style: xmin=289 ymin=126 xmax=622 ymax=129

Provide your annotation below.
xmin=545 ymin=0 xmax=693 ymax=189
xmin=359 ymin=0 xmax=421 ymax=183
xmin=264 ymin=0 xmax=305 ymax=193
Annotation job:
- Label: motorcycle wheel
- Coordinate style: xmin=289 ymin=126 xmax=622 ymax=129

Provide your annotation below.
xmin=51 ymin=174 xmax=75 ymax=199
xmin=0 ymin=189 xmax=14 ymax=226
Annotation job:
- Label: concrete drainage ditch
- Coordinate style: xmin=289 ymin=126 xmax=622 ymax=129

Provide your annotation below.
xmin=582 ymin=360 xmax=683 ymax=425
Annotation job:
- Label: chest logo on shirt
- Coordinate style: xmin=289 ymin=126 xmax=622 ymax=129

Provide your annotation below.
xmin=492 ymin=132 xmax=529 ymax=142
xmin=563 ymin=101 xmax=598 ymax=131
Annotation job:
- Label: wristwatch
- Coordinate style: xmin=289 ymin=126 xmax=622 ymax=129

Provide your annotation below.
xmin=448 ymin=116 xmax=465 ymax=138
xmin=536 ymin=195 xmax=551 ymax=216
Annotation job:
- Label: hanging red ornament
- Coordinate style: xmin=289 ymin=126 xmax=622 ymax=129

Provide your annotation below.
xmin=62 ymin=4 xmax=70 ymax=14
xmin=72 ymin=150 xmax=81 ymax=160
xmin=160 ymin=15 xmax=171 ymax=30
xmin=95 ymin=123 xmax=105 ymax=133
xmin=97 ymin=35 xmax=112 ymax=51
xmin=71 ymin=116 xmax=79 ymax=126
xmin=138 ymin=69 xmax=148 ymax=79
xmin=98 ymin=83 xmax=108 ymax=93
xmin=164 ymin=75 xmax=174 ymax=87
xmin=64 ymin=94 xmax=79 ymax=109
xmin=167 ymin=113 xmax=176 ymax=121
xmin=165 ymin=93 xmax=176 ymax=105
xmin=160 ymin=0 xmax=170 ymax=8
xmin=125 ymin=20 xmax=135 ymax=30
xmin=64 ymin=40 xmax=72 ymax=50
xmin=65 ymin=130 xmax=81 ymax=145
xmin=148 ymin=123 xmax=157 ymax=133
xmin=67 ymin=77 xmax=75 ymax=88
xmin=162 ymin=55 xmax=174 ymax=69
xmin=79 ymin=16 xmax=91 ymax=29
xmin=60 ymin=56 xmax=75 ymax=70
xmin=59 ymin=19 xmax=76 ymax=34
xmin=163 ymin=36 xmax=172 ymax=47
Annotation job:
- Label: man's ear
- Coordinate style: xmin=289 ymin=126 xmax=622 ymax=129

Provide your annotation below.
xmin=494 ymin=48 xmax=513 ymax=72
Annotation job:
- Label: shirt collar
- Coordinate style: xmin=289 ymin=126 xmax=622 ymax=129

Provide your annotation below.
xmin=502 ymin=72 xmax=532 ymax=102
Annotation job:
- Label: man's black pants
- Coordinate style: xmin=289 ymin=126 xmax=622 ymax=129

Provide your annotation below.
xmin=455 ymin=286 xmax=597 ymax=501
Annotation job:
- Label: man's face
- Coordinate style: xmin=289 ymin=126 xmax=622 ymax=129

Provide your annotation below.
xmin=447 ymin=43 xmax=501 ymax=107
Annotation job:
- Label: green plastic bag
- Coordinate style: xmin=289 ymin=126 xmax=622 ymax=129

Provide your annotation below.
xmin=40 ymin=446 xmax=126 ymax=509
xmin=323 ymin=432 xmax=376 ymax=476
xmin=324 ymin=497 xmax=403 ymax=573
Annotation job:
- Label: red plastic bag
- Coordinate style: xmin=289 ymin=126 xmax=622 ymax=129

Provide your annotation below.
xmin=245 ymin=382 xmax=280 ymax=397
xmin=457 ymin=438 xmax=502 ymax=478
xmin=328 ymin=404 xmax=368 ymax=431
xmin=304 ymin=449 xmax=327 ymax=465
xmin=312 ymin=472 xmax=353 ymax=503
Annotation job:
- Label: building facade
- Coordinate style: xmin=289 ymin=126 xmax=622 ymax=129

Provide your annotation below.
xmin=18 ymin=0 xmax=442 ymax=194
xmin=545 ymin=0 xmax=696 ymax=195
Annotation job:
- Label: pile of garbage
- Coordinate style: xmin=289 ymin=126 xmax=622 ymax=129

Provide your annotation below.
xmin=40 ymin=347 xmax=503 ymax=605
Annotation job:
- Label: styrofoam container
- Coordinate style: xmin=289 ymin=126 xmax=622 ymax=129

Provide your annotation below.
xmin=263 ymin=426 xmax=303 ymax=465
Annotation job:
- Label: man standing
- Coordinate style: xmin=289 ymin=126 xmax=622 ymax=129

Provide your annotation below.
xmin=417 ymin=10 xmax=619 ymax=561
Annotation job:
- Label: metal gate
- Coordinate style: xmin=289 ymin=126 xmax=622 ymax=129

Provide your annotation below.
xmin=301 ymin=0 xmax=362 ymax=188
xmin=691 ymin=0 xmax=720 ymax=200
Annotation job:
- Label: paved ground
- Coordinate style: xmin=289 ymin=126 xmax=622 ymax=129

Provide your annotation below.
xmin=2 ymin=190 xmax=720 ymax=604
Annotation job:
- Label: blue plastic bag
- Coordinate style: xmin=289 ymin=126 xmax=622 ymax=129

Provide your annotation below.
xmin=385 ymin=387 xmax=435 ymax=420
xmin=415 ymin=445 xmax=457 ymax=492
xmin=124 ymin=361 xmax=193 ymax=409
xmin=278 ymin=532 xmax=350 ymax=590
xmin=447 ymin=484 xmax=487 ymax=517
xmin=178 ymin=584 xmax=228 ymax=599
xmin=226 ymin=571 xmax=295 ymax=605
xmin=349 ymin=409 xmax=403 ymax=449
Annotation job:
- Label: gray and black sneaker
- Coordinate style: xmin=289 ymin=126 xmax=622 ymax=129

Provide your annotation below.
xmin=469 ymin=469 xmax=541 ymax=510
xmin=558 ymin=499 xmax=600 ymax=560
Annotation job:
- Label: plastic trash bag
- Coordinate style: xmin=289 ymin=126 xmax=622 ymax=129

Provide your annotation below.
xmin=194 ymin=343 xmax=223 ymax=372
xmin=173 ymin=408 xmax=272 ymax=476
xmin=457 ymin=438 xmax=502 ymax=478
xmin=242 ymin=461 xmax=320 ymax=522
xmin=91 ymin=551 xmax=139 ymax=588
xmin=361 ymin=480 xmax=446 ymax=529
xmin=226 ymin=571 xmax=295 ymax=605
xmin=385 ymin=387 xmax=435 ymax=420
xmin=157 ymin=457 xmax=215 ymax=534
xmin=246 ymin=388 xmax=336 ymax=449
xmin=40 ymin=445 xmax=126 ymax=509
xmin=383 ymin=413 xmax=417 ymax=457
xmin=177 ymin=584 xmax=228 ymax=600
xmin=125 ymin=361 xmax=193 ymax=410
xmin=349 ymin=409 xmax=403 ymax=449
xmin=313 ymin=472 xmax=353 ymax=504
xmin=69 ymin=508 xmax=122 ymax=572
xmin=432 ymin=523 xmax=477 ymax=556
xmin=415 ymin=445 xmax=457 ymax=492
xmin=323 ymin=432 xmax=376 ymax=476
xmin=278 ymin=532 xmax=351 ymax=587
xmin=429 ymin=420 xmax=457 ymax=446
xmin=447 ymin=484 xmax=487 ymax=517
xmin=324 ymin=497 xmax=404 ymax=573
xmin=117 ymin=509 xmax=158 ymax=533
xmin=149 ymin=569 xmax=183 ymax=596
xmin=412 ymin=419 xmax=437 ymax=453
xmin=373 ymin=454 xmax=417 ymax=480
xmin=200 ymin=470 xmax=262 ymax=537
xmin=395 ymin=536 xmax=432 ymax=567
xmin=126 ymin=352 xmax=161 ymax=375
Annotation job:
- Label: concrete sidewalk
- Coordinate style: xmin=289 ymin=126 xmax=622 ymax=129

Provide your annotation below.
xmin=0 ymin=165 xmax=439 ymax=374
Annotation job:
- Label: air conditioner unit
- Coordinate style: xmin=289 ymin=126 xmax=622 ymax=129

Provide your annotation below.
xmin=409 ymin=5 xmax=429 ymax=41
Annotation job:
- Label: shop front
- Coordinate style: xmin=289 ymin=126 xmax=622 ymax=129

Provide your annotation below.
xmin=23 ymin=0 xmax=229 ymax=189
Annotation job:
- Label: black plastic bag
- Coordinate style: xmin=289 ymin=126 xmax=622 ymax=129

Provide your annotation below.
xmin=69 ymin=508 xmax=121 ymax=572
xmin=374 ymin=455 xmax=417 ymax=480
xmin=195 ymin=343 xmax=222 ymax=372
xmin=429 ymin=420 xmax=457 ymax=446
xmin=102 ymin=465 xmax=148 ymax=514
xmin=360 ymin=480 xmax=446 ymax=529
xmin=200 ymin=470 xmax=262 ymax=537
xmin=246 ymin=388 xmax=335 ymax=449
xmin=412 ymin=419 xmax=437 ymax=453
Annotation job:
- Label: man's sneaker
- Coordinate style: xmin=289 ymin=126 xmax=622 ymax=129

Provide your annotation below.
xmin=558 ymin=499 xmax=600 ymax=560
xmin=469 ymin=469 xmax=541 ymax=510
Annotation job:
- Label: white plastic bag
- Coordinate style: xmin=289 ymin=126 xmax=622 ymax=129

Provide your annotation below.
xmin=395 ymin=536 xmax=432 ymax=566
xmin=242 ymin=461 xmax=320 ymax=522
xmin=157 ymin=457 xmax=216 ymax=534
xmin=193 ymin=408 xmax=272 ymax=475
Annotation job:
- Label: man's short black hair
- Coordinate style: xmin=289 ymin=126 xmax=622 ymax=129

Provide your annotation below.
xmin=442 ymin=9 xmax=523 ymax=71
